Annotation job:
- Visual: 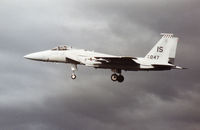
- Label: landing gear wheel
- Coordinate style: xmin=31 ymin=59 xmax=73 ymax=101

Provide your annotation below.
xmin=71 ymin=74 xmax=76 ymax=80
xmin=111 ymin=74 xmax=118 ymax=81
xmin=117 ymin=75 xmax=124 ymax=83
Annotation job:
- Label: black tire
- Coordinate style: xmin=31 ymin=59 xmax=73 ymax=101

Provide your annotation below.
xmin=111 ymin=74 xmax=118 ymax=81
xmin=71 ymin=74 xmax=76 ymax=80
xmin=117 ymin=75 xmax=124 ymax=82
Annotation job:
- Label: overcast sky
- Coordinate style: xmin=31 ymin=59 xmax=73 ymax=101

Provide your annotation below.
xmin=0 ymin=0 xmax=200 ymax=130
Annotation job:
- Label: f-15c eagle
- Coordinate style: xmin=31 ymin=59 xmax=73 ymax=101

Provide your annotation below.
xmin=24 ymin=33 xmax=186 ymax=82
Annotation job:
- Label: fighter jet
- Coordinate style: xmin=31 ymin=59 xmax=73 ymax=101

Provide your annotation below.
xmin=24 ymin=33 xmax=186 ymax=82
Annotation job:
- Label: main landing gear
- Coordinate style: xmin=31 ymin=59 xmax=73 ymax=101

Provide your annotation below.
xmin=111 ymin=74 xmax=124 ymax=82
xmin=111 ymin=69 xmax=124 ymax=83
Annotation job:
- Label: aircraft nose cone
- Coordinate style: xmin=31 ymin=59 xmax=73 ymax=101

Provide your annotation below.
xmin=24 ymin=54 xmax=33 ymax=59
xmin=24 ymin=51 xmax=49 ymax=61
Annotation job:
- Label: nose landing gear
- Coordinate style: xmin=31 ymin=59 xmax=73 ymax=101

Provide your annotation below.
xmin=71 ymin=64 xmax=77 ymax=80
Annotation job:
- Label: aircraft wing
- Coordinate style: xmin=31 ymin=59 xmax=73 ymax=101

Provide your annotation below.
xmin=94 ymin=56 xmax=139 ymax=65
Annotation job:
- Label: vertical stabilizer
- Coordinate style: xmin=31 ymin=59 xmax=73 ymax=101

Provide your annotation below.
xmin=145 ymin=33 xmax=178 ymax=64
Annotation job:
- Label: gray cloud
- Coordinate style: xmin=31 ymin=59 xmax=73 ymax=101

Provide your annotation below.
xmin=0 ymin=0 xmax=199 ymax=130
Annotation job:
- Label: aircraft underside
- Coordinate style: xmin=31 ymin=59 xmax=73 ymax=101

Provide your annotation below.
xmin=68 ymin=63 xmax=173 ymax=83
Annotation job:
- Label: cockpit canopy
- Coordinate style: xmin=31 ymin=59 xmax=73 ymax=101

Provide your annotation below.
xmin=51 ymin=45 xmax=71 ymax=51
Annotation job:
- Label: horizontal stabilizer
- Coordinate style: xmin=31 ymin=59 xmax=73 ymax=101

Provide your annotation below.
xmin=152 ymin=63 xmax=174 ymax=67
xmin=173 ymin=66 xmax=188 ymax=70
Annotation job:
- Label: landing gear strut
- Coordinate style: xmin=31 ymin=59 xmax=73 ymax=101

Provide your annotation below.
xmin=111 ymin=69 xmax=124 ymax=82
xmin=71 ymin=64 xmax=77 ymax=80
